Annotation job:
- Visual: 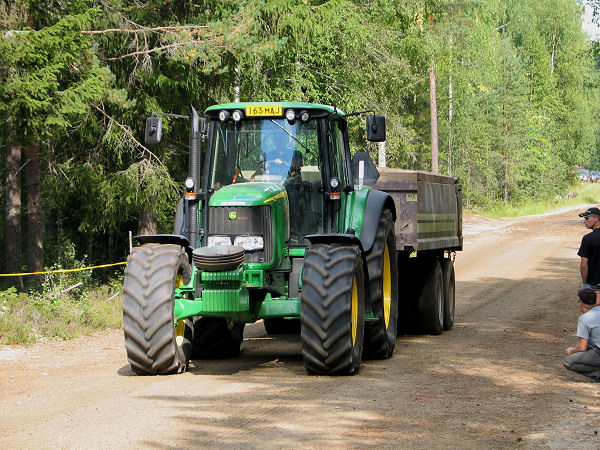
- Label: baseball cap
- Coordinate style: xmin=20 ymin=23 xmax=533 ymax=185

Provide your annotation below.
xmin=578 ymin=207 xmax=600 ymax=218
xmin=578 ymin=288 xmax=597 ymax=305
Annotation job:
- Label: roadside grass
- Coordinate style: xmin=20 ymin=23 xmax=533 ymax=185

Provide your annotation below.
xmin=466 ymin=182 xmax=600 ymax=218
xmin=0 ymin=276 xmax=123 ymax=345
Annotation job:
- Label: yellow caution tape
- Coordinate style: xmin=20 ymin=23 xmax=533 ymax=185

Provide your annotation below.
xmin=0 ymin=261 xmax=127 ymax=277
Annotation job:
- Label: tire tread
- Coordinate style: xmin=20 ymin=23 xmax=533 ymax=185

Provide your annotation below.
xmin=123 ymin=244 xmax=191 ymax=375
xmin=301 ymin=244 xmax=365 ymax=375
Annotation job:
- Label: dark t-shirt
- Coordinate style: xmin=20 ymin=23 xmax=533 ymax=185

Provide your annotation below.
xmin=578 ymin=228 xmax=600 ymax=285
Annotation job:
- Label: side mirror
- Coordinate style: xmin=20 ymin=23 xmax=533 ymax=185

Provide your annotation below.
xmin=366 ymin=115 xmax=386 ymax=142
xmin=145 ymin=116 xmax=163 ymax=144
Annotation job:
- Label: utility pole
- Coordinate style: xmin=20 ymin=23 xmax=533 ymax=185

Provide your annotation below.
xmin=378 ymin=142 xmax=386 ymax=167
xmin=448 ymin=34 xmax=453 ymax=175
xmin=429 ymin=14 xmax=439 ymax=174
xmin=234 ymin=63 xmax=241 ymax=103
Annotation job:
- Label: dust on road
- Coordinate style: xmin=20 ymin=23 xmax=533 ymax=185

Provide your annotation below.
xmin=1 ymin=208 xmax=600 ymax=448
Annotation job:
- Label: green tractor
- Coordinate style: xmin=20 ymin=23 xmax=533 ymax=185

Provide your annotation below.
xmin=123 ymin=102 xmax=398 ymax=375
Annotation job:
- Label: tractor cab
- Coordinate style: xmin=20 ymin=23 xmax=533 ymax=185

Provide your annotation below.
xmin=203 ymin=103 xmax=355 ymax=247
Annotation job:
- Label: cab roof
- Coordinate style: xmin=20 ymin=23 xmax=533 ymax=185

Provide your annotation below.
xmin=205 ymin=102 xmax=344 ymax=117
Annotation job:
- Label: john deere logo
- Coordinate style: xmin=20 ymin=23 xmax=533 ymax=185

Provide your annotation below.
xmin=228 ymin=211 xmax=237 ymax=220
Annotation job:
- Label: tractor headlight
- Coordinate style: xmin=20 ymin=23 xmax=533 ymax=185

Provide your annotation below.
xmin=207 ymin=235 xmax=232 ymax=246
xmin=285 ymin=108 xmax=296 ymax=122
xmin=218 ymin=110 xmax=230 ymax=121
xmin=234 ymin=235 xmax=264 ymax=251
xmin=232 ymin=109 xmax=243 ymax=122
xmin=184 ymin=177 xmax=195 ymax=191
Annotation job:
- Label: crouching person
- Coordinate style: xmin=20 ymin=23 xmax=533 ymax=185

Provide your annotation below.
xmin=564 ymin=288 xmax=600 ymax=382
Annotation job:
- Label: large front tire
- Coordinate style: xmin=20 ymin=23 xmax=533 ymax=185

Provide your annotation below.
xmin=301 ymin=244 xmax=365 ymax=375
xmin=364 ymin=209 xmax=399 ymax=359
xmin=123 ymin=244 xmax=192 ymax=375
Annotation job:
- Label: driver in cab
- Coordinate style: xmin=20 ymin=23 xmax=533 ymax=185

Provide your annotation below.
xmin=252 ymin=135 xmax=299 ymax=181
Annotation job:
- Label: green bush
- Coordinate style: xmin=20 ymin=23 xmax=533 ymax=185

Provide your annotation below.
xmin=0 ymin=277 xmax=123 ymax=345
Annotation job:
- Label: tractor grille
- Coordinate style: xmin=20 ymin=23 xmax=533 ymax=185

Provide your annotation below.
xmin=208 ymin=206 xmax=273 ymax=263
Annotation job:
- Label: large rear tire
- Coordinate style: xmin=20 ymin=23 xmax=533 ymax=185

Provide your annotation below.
xmin=123 ymin=244 xmax=192 ymax=375
xmin=301 ymin=244 xmax=365 ymax=375
xmin=442 ymin=258 xmax=455 ymax=330
xmin=417 ymin=257 xmax=444 ymax=335
xmin=364 ymin=209 xmax=399 ymax=359
xmin=191 ymin=318 xmax=244 ymax=359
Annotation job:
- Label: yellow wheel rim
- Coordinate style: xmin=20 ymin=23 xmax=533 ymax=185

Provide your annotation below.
xmin=174 ymin=273 xmax=185 ymax=347
xmin=383 ymin=243 xmax=392 ymax=328
xmin=351 ymin=275 xmax=358 ymax=345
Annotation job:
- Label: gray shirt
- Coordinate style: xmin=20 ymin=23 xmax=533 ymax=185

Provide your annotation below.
xmin=577 ymin=305 xmax=600 ymax=349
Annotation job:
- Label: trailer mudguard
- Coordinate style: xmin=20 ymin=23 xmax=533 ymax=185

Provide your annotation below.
xmin=360 ymin=190 xmax=396 ymax=253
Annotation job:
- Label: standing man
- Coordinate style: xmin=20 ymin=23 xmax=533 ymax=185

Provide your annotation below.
xmin=564 ymin=288 xmax=600 ymax=382
xmin=577 ymin=207 xmax=600 ymax=290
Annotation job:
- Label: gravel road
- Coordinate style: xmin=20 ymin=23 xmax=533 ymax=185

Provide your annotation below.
xmin=1 ymin=208 xmax=600 ymax=448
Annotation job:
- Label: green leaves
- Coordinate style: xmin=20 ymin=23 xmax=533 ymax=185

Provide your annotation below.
xmin=1 ymin=0 xmax=599 ymax=275
xmin=0 ymin=7 xmax=107 ymax=143
xmin=432 ymin=0 xmax=598 ymax=206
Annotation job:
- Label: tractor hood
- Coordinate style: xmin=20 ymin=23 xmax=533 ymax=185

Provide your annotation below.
xmin=209 ymin=182 xmax=288 ymax=207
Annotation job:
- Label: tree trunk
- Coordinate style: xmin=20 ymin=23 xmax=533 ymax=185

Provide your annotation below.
xmin=503 ymin=121 xmax=510 ymax=205
xmin=25 ymin=141 xmax=43 ymax=288
xmin=5 ymin=125 xmax=23 ymax=290
xmin=137 ymin=204 xmax=157 ymax=236
xmin=448 ymin=35 xmax=453 ymax=176
xmin=108 ymin=234 xmax=114 ymax=264
xmin=87 ymin=234 xmax=94 ymax=264
xmin=234 ymin=63 xmax=241 ymax=103
xmin=429 ymin=14 xmax=439 ymax=174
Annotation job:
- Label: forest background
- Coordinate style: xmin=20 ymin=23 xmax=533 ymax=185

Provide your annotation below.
xmin=1 ymin=0 xmax=600 ymax=294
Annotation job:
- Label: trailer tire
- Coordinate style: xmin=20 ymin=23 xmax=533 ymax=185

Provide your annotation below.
xmin=442 ymin=259 xmax=455 ymax=330
xmin=417 ymin=257 xmax=444 ymax=335
xmin=123 ymin=244 xmax=192 ymax=375
xmin=396 ymin=255 xmax=418 ymax=335
xmin=364 ymin=209 xmax=399 ymax=359
xmin=301 ymin=244 xmax=365 ymax=375
xmin=191 ymin=318 xmax=244 ymax=359
xmin=264 ymin=318 xmax=301 ymax=335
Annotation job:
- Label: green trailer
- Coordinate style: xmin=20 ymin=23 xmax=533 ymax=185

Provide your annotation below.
xmin=122 ymin=102 xmax=462 ymax=376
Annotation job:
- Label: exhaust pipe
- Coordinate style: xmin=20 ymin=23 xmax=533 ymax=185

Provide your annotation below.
xmin=188 ymin=105 xmax=201 ymax=248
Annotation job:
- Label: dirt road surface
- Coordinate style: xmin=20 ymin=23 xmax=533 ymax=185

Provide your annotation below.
xmin=2 ymin=208 xmax=600 ymax=449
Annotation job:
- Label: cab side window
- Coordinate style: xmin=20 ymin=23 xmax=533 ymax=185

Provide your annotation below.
xmin=328 ymin=120 xmax=348 ymax=187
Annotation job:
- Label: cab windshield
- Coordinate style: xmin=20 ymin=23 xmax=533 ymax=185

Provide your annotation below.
xmin=208 ymin=117 xmax=323 ymax=245
xmin=209 ymin=118 xmax=319 ymax=189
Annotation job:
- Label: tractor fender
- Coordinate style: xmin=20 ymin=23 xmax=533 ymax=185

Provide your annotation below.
xmin=304 ymin=233 xmax=371 ymax=312
xmin=134 ymin=234 xmax=192 ymax=261
xmin=360 ymin=189 xmax=396 ymax=254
